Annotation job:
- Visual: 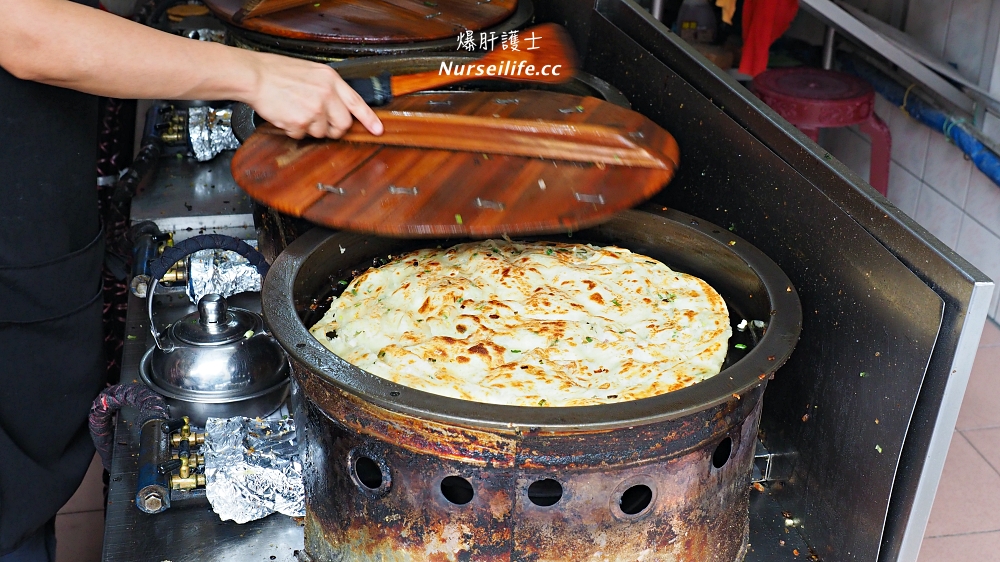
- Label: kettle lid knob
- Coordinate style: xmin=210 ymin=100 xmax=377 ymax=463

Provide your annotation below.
xmin=198 ymin=294 xmax=229 ymax=326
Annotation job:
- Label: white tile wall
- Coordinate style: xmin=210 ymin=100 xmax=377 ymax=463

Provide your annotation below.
xmin=966 ymin=167 xmax=1000 ymax=238
xmin=905 ymin=0 xmax=954 ymax=58
xmin=874 ymin=93 xmax=897 ymax=125
xmin=923 ymin=132 xmax=972 ymax=206
xmin=887 ymin=161 xmax=922 ymax=215
xmin=984 ymin=114 xmax=1000 ymax=141
xmin=890 ymin=112 xmax=931 ymax=177
xmin=943 ymin=0 xmax=993 ymax=82
xmin=914 ymin=185 xmax=965 ymax=248
xmin=955 ymin=218 xmax=1000 ymax=315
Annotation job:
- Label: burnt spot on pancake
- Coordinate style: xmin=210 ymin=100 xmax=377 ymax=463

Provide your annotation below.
xmin=468 ymin=343 xmax=489 ymax=356
xmin=590 ymin=293 xmax=605 ymax=305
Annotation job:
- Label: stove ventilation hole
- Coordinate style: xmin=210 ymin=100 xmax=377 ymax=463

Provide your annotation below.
xmin=354 ymin=456 xmax=384 ymax=490
xmin=619 ymin=485 xmax=653 ymax=515
xmin=527 ymin=479 xmax=563 ymax=507
xmin=440 ymin=476 xmax=475 ymax=505
xmin=712 ymin=437 xmax=733 ymax=469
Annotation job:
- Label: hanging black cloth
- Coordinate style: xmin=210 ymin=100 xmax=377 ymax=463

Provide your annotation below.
xmin=0 ymin=12 xmax=106 ymax=553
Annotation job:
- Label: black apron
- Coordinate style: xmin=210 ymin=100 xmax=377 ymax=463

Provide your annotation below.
xmin=0 ymin=21 xmax=105 ymax=553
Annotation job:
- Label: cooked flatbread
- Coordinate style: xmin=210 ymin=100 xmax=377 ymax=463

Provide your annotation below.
xmin=310 ymin=240 xmax=730 ymax=407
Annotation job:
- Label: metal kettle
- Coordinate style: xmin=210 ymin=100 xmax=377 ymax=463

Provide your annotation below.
xmin=138 ymin=235 xmax=290 ymax=425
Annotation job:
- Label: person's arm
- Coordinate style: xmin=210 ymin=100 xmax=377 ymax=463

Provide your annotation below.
xmin=0 ymin=0 xmax=382 ymax=139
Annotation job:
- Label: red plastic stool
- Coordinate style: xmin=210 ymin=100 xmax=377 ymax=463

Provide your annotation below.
xmin=752 ymin=68 xmax=890 ymax=196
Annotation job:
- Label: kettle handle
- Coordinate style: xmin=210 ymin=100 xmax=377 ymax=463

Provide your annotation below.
xmin=147 ymin=234 xmax=270 ymax=351
xmin=149 ymin=234 xmax=269 ymax=281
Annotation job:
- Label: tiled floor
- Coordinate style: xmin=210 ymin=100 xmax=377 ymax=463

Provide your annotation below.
xmin=918 ymin=319 xmax=1000 ymax=560
xmin=53 ymin=320 xmax=1000 ymax=561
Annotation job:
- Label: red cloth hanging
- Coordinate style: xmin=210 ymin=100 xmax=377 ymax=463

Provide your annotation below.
xmin=739 ymin=0 xmax=799 ymax=77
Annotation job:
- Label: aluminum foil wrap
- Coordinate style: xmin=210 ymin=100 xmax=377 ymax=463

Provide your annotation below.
xmin=189 ymin=106 xmax=241 ymax=162
xmin=203 ymin=416 xmax=304 ymax=524
xmin=186 ymin=246 xmax=262 ymax=304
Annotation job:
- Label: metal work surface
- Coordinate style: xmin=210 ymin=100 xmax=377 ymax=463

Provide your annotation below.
xmin=130 ymin=151 xmax=255 ymax=241
xmin=568 ymin=2 xmax=991 ymax=561
xmin=747 ymin=487 xmax=814 ymax=559
xmin=583 ymin=11 xmax=944 ymax=561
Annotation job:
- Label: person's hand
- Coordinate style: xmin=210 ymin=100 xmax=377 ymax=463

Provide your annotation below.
xmin=245 ymin=52 xmax=383 ymax=139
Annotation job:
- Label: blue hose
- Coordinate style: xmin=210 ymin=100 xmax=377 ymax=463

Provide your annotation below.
xmin=841 ymin=57 xmax=1000 ymax=189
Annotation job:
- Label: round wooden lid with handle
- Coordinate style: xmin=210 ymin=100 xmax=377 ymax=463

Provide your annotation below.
xmin=204 ymin=0 xmax=518 ymax=43
xmin=231 ymin=90 xmax=680 ymax=238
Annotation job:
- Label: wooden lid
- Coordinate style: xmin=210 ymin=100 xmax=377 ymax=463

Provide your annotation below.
xmin=204 ymin=0 xmax=518 ymax=44
xmin=231 ymin=90 xmax=679 ymax=238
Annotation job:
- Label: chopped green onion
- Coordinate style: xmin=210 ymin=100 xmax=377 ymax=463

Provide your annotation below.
xmin=511 ymin=350 xmax=521 ymax=353
xmin=585 ymin=337 xmax=593 ymax=343
xmin=455 ymin=214 xmax=463 ymax=224
xmin=734 ymin=343 xmax=747 ymax=350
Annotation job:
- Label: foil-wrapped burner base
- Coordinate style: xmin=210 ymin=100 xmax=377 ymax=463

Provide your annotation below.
xmin=203 ymin=416 xmax=304 ymax=524
xmin=187 ymin=245 xmax=262 ymax=304
xmin=189 ymin=106 xmax=241 ymax=162
xmin=187 ymin=29 xmax=226 ymax=43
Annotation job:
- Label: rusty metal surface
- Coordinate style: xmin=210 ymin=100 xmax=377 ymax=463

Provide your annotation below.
xmin=297 ymin=367 xmax=764 ymax=561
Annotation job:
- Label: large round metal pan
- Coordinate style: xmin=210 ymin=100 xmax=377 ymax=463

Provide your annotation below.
xmin=262 ymin=205 xmax=802 ymax=432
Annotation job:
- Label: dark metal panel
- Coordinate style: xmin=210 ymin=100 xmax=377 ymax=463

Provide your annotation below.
xmin=576 ymin=4 xmax=991 ymax=561
xmin=579 ymin=8 xmax=945 ymax=562
xmin=530 ymin=0 xmax=594 ymax=61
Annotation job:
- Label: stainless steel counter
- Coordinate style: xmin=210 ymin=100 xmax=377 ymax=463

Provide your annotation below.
xmin=130 ymin=151 xmax=255 ymax=242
